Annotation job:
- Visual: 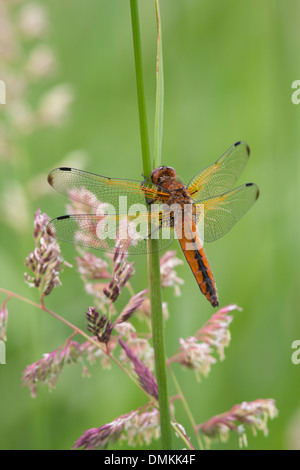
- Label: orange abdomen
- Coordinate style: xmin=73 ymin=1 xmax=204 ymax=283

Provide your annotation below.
xmin=176 ymin=219 xmax=219 ymax=307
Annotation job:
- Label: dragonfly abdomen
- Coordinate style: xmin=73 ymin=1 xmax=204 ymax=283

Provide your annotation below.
xmin=177 ymin=220 xmax=219 ymax=308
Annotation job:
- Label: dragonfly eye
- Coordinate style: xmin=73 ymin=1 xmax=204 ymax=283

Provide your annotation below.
xmin=151 ymin=166 xmax=177 ymax=185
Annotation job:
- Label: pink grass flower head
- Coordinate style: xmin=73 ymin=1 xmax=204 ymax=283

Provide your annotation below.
xmin=118 ymin=333 xmax=154 ymax=373
xmin=24 ymin=209 xmax=69 ymax=299
xmin=0 ymin=304 xmax=8 ymax=341
xmin=19 ymin=3 xmax=48 ymax=39
xmin=79 ymin=339 xmax=113 ymax=370
xmin=103 ymin=240 xmax=134 ymax=302
xmin=176 ymin=337 xmax=216 ymax=379
xmin=65 ymin=188 xmax=111 ymax=251
xmin=160 ymin=250 xmax=184 ymax=295
xmin=66 ymin=189 xmax=142 ymax=305
xmin=114 ymin=321 xmax=137 ymax=340
xmin=66 ymin=189 xmax=118 ymax=305
xmin=198 ymin=399 xmax=278 ymax=448
xmin=76 ymin=251 xmax=112 ymax=307
xmin=74 ymin=406 xmax=160 ymax=450
xmin=169 ymin=305 xmax=241 ymax=379
xmin=114 ymin=290 xmax=147 ymax=326
xmin=26 ymin=44 xmax=57 ymax=79
xmin=195 ymin=304 xmax=242 ymax=360
xmin=113 ymin=290 xmax=152 ymax=363
xmin=76 ymin=252 xmax=111 ymax=280
xmin=66 ymin=187 xmax=104 ymax=216
xmin=137 ymin=296 xmax=169 ymax=321
xmin=22 ymin=340 xmax=81 ymax=398
xmin=85 ymin=307 xmax=113 ymax=345
xmin=22 ymin=337 xmax=120 ymax=397
xmin=119 ymin=339 xmax=158 ymax=400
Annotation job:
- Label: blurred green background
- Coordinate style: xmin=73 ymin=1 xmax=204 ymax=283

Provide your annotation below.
xmin=0 ymin=0 xmax=299 ymax=450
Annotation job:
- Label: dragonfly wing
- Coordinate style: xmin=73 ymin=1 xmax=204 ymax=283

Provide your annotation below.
xmin=194 ymin=183 xmax=259 ymax=242
xmin=47 ymin=167 xmax=168 ymax=211
xmin=47 ymin=212 xmax=174 ymax=255
xmin=187 ymin=141 xmax=251 ymax=200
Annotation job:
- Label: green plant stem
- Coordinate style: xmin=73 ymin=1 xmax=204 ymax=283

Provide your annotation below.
xmin=130 ymin=0 xmax=151 ymax=178
xmin=148 ymin=249 xmax=171 ymax=449
xmin=169 ymin=364 xmax=204 ymax=450
xmin=130 ymin=0 xmax=172 ymax=449
xmin=153 ymin=0 xmax=164 ymax=167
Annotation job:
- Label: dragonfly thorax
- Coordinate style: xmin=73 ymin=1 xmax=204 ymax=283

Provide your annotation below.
xmin=151 ymin=166 xmax=177 ymax=186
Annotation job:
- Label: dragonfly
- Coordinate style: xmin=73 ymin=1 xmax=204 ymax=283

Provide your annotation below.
xmin=47 ymin=141 xmax=259 ymax=307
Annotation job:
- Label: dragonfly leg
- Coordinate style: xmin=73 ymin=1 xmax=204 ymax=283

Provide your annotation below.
xmin=144 ymin=221 xmax=163 ymax=240
xmin=140 ymin=175 xmax=154 ymax=206
xmin=145 ymin=197 xmax=155 ymax=206
xmin=141 ymin=173 xmax=149 ymax=183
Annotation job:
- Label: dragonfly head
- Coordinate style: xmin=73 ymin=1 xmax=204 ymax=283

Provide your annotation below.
xmin=151 ymin=166 xmax=177 ymax=186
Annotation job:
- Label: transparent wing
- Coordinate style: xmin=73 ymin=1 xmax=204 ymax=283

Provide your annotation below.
xmin=187 ymin=141 xmax=251 ymax=200
xmin=47 ymin=211 xmax=174 ymax=255
xmin=194 ymin=183 xmax=259 ymax=242
xmin=47 ymin=167 xmax=169 ymax=211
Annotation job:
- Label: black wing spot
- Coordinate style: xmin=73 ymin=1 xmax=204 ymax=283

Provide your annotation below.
xmin=59 ymin=167 xmax=72 ymax=171
xmin=57 ymin=215 xmax=70 ymax=220
xmin=234 ymin=140 xmax=250 ymax=155
xmin=245 ymin=183 xmax=259 ymax=200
